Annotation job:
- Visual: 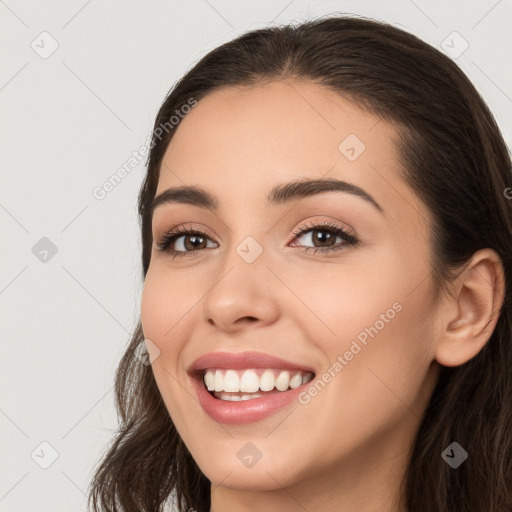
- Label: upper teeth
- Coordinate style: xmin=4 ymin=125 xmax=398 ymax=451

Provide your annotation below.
xmin=203 ymin=368 xmax=313 ymax=393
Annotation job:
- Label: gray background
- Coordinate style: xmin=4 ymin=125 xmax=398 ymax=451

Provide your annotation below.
xmin=1 ymin=1 xmax=511 ymax=511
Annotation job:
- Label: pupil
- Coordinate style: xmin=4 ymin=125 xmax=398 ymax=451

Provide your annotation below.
xmin=187 ymin=235 xmax=204 ymax=250
xmin=315 ymin=231 xmax=334 ymax=247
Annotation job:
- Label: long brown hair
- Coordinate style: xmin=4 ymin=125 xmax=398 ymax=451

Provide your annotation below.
xmin=87 ymin=14 xmax=512 ymax=512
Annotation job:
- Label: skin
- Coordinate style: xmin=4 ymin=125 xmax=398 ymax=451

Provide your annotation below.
xmin=140 ymin=80 xmax=505 ymax=512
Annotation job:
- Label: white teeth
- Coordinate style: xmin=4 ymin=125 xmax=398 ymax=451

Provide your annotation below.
xmin=275 ymin=370 xmax=290 ymax=391
xmin=214 ymin=370 xmax=224 ymax=392
xmin=218 ymin=392 xmax=264 ymax=401
xmin=259 ymin=369 xmax=275 ymax=391
xmin=219 ymin=393 xmax=241 ymax=401
xmin=290 ymin=373 xmax=302 ymax=389
xmin=204 ymin=371 xmax=215 ymax=391
xmin=302 ymin=373 xmax=313 ymax=385
xmin=240 ymin=369 xmax=260 ymax=393
xmin=223 ymin=370 xmax=240 ymax=392
xmin=203 ymin=368 xmax=314 ymax=394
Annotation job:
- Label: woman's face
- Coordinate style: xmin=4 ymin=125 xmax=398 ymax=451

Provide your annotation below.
xmin=141 ymin=80 xmax=442 ymax=501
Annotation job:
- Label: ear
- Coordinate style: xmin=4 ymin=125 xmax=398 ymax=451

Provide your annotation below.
xmin=434 ymin=248 xmax=505 ymax=367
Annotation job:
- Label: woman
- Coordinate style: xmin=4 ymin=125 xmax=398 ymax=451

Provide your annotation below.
xmin=87 ymin=14 xmax=512 ymax=512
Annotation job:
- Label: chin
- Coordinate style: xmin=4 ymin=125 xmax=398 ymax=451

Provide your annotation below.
xmin=194 ymin=449 xmax=307 ymax=492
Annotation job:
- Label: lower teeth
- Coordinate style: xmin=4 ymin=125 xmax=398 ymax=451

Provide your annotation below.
xmin=214 ymin=391 xmax=268 ymax=401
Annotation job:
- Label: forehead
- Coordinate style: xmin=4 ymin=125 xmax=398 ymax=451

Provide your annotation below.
xmin=160 ymin=80 xmax=392 ymax=176
xmin=155 ymin=80 xmax=429 ymax=229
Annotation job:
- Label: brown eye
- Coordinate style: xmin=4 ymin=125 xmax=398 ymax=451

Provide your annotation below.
xmin=290 ymin=220 xmax=359 ymax=254
xmin=156 ymin=226 xmax=217 ymax=258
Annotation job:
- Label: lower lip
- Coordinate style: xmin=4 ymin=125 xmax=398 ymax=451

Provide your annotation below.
xmin=191 ymin=374 xmax=310 ymax=425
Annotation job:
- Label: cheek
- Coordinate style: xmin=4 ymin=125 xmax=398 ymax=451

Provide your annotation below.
xmin=286 ymin=257 xmax=407 ymax=350
xmin=140 ymin=267 xmax=193 ymax=346
xmin=283 ymin=274 xmax=436 ymax=474
xmin=140 ymin=268 xmax=200 ymax=426
xmin=141 ymin=274 xmax=191 ymax=439
xmin=301 ymin=246 xmax=433 ymax=359
xmin=294 ymin=255 xmax=435 ymax=413
xmin=140 ymin=269 xmax=188 ymax=409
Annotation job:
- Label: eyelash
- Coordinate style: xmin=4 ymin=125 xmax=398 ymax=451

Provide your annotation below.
xmin=155 ymin=220 xmax=359 ymax=260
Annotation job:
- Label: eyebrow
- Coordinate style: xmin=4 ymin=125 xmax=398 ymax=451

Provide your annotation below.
xmin=149 ymin=177 xmax=384 ymax=216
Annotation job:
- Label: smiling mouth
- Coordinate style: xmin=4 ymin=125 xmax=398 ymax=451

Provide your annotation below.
xmin=201 ymin=368 xmax=315 ymax=401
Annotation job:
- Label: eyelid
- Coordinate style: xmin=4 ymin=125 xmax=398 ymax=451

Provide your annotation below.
xmin=289 ymin=217 xmax=357 ymax=240
xmin=154 ymin=222 xmax=217 ymax=241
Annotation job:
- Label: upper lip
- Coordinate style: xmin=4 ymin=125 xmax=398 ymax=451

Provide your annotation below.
xmin=188 ymin=351 xmax=316 ymax=375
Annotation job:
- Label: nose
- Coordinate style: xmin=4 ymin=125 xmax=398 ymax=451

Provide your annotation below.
xmin=201 ymin=261 xmax=281 ymax=334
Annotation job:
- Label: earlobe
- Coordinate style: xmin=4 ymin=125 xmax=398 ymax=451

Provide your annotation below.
xmin=434 ymin=249 xmax=505 ymax=368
